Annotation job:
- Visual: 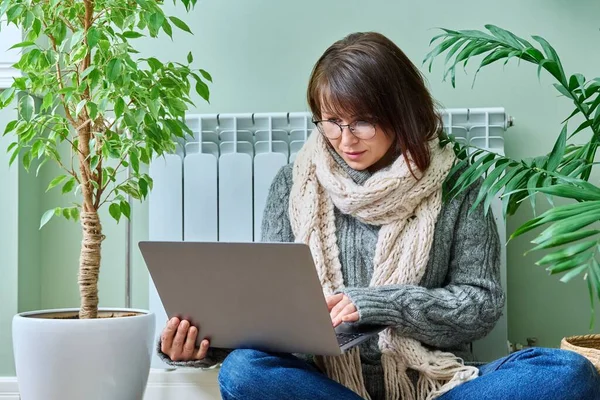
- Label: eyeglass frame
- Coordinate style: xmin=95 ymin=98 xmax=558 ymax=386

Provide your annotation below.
xmin=311 ymin=119 xmax=378 ymax=140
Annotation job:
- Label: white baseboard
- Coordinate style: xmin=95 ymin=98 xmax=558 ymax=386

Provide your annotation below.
xmin=0 ymin=377 xmax=19 ymax=400
xmin=0 ymin=368 xmax=223 ymax=400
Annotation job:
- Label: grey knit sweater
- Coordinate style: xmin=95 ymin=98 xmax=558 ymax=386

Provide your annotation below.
xmin=158 ymin=156 xmax=505 ymax=400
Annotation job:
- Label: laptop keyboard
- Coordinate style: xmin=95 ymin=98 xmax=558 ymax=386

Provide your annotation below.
xmin=336 ymin=332 xmax=364 ymax=347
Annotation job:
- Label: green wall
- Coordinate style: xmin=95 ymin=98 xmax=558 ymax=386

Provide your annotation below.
xmin=2 ymin=0 xmax=600 ymax=375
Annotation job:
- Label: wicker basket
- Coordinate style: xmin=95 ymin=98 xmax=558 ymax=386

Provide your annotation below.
xmin=560 ymin=334 xmax=600 ymax=372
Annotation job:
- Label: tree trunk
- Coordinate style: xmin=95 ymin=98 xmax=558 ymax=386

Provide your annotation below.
xmin=78 ymin=211 xmax=105 ymax=319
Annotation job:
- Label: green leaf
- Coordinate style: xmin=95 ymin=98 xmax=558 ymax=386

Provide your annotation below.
xmin=511 ymin=201 xmax=600 ymax=239
xmin=3 ymin=120 xmax=18 ymax=136
xmin=536 ymin=184 xmax=600 ymax=202
xmin=560 ymin=264 xmax=590 ymax=283
xmin=53 ymin=21 xmax=67 ymax=45
xmin=138 ymin=177 xmax=148 ymax=198
xmin=530 ymin=229 xmax=600 ymax=250
xmin=22 ymin=151 xmax=31 ymax=171
xmin=70 ymin=31 xmax=85 ymax=49
xmin=32 ymin=18 xmax=42 ymax=37
xmin=145 ymin=57 xmax=163 ymax=71
xmin=8 ymin=41 xmax=35 ymax=50
xmin=547 ymin=125 xmax=567 ymax=171
xmin=570 ymin=120 xmax=593 ymax=138
xmin=526 ymin=171 xmax=543 ymax=215
xmin=8 ymin=145 xmax=19 ymax=166
xmin=109 ymin=203 xmax=122 ymax=222
xmin=195 ymin=79 xmax=210 ymax=102
xmin=536 ymin=209 xmax=600 ymax=244
xmin=114 ymin=97 xmax=125 ymax=118
xmin=62 ymin=177 xmax=76 ymax=194
xmin=477 ymin=49 xmax=512 ymax=72
xmin=122 ymin=31 xmax=145 ymax=39
xmin=130 ymin=151 xmax=140 ymax=174
xmin=6 ymin=4 xmax=24 ymax=22
xmin=0 ymin=87 xmax=15 ymax=106
xmin=120 ymin=201 xmax=131 ymax=220
xmin=62 ymin=208 xmax=72 ymax=220
xmin=148 ymin=12 xmax=165 ymax=36
xmin=187 ymin=51 xmax=193 ymax=64
xmin=199 ymin=69 xmax=212 ymax=82
xmin=162 ymin=19 xmax=173 ymax=39
xmin=106 ymin=58 xmax=123 ymax=83
xmin=471 ymin=159 xmax=510 ymax=212
xmin=587 ymin=272 xmax=596 ymax=329
xmin=90 ymin=155 xmax=100 ymax=171
xmin=532 ymin=35 xmax=565 ymax=83
xmin=87 ymin=27 xmax=100 ymax=48
xmin=75 ymin=100 xmax=87 ymax=117
xmin=546 ymin=251 xmax=593 ymax=274
xmin=80 ymin=66 xmax=96 ymax=81
xmin=39 ymin=208 xmax=58 ymax=229
xmin=46 ymin=175 xmax=68 ymax=192
xmin=169 ymin=16 xmax=193 ymax=34
xmin=423 ymin=36 xmax=461 ymax=71
xmin=553 ymin=84 xmax=573 ymax=99
xmin=536 ymin=240 xmax=597 ymax=266
xmin=71 ymin=45 xmax=88 ymax=64
xmin=485 ymin=24 xmax=525 ymax=49
xmin=87 ymin=102 xmax=98 ymax=120
xmin=19 ymin=95 xmax=34 ymax=122
xmin=450 ymin=152 xmax=495 ymax=197
xmin=569 ymin=73 xmax=586 ymax=91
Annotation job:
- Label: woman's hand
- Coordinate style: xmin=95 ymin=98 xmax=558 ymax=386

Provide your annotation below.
xmin=326 ymin=293 xmax=359 ymax=327
xmin=160 ymin=317 xmax=210 ymax=361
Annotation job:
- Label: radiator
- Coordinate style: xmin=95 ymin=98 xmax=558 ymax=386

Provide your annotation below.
xmin=147 ymin=108 xmax=512 ymax=369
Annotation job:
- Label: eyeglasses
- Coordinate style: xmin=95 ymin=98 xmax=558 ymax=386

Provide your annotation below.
xmin=312 ymin=119 xmax=377 ymax=140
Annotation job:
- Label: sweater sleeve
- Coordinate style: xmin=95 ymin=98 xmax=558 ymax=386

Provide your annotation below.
xmin=342 ymin=182 xmax=506 ymax=349
xmin=260 ymin=164 xmax=295 ymax=243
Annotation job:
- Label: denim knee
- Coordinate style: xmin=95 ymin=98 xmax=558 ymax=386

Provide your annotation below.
xmin=218 ymin=349 xmax=269 ymax=397
xmin=528 ymin=347 xmax=600 ymax=398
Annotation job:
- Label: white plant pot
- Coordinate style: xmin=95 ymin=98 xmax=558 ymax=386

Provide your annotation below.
xmin=12 ymin=308 xmax=156 ymax=400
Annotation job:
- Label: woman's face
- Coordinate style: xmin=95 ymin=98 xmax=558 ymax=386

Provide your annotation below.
xmin=321 ymin=112 xmax=395 ymax=171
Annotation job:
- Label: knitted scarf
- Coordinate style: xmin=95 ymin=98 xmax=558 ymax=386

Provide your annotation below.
xmin=289 ymin=131 xmax=479 ymax=400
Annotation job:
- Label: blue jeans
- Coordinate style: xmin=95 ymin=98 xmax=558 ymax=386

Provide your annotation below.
xmin=218 ymin=347 xmax=600 ymax=400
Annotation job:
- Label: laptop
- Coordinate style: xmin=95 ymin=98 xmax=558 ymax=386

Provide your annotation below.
xmin=138 ymin=241 xmax=385 ymax=356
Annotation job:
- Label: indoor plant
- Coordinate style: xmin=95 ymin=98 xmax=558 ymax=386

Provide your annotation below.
xmin=1 ymin=0 xmax=211 ymax=398
xmin=425 ymin=24 xmax=600 ymax=369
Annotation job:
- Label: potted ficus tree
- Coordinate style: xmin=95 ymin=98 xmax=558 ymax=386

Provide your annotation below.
xmin=425 ymin=25 xmax=600 ymax=370
xmin=3 ymin=0 xmax=211 ymax=399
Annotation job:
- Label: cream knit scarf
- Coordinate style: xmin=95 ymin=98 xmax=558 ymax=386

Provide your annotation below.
xmin=289 ymin=131 xmax=479 ymax=400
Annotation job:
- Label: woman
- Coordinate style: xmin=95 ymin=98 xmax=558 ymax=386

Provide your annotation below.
xmin=158 ymin=32 xmax=600 ymax=400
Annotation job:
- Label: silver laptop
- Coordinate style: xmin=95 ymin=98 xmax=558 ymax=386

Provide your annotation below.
xmin=138 ymin=241 xmax=384 ymax=356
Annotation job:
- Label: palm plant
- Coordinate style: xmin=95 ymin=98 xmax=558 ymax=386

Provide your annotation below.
xmin=425 ymin=25 xmax=600 ymax=321
xmin=0 ymin=0 xmax=210 ymax=319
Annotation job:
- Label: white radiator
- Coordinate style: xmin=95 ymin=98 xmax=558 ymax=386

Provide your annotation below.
xmin=147 ymin=108 xmax=512 ymax=370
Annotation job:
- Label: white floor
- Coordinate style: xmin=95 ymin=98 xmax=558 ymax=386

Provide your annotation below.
xmin=0 ymin=369 xmax=222 ymax=400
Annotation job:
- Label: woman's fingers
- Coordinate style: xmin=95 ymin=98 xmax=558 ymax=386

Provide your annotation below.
xmin=333 ymin=302 xmax=358 ymax=327
xmin=341 ymin=311 xmax=360 ymax=323
xmin=160 ymin=317 xmax=180 ymax=354
xmin=171 ymin=319 xmax=190 ymax=360
xmin=195 ymin=339 xmax=210 ymax=360
xmin=330 ymin=296 xmax=351 ymax=322
xmin=182 ymin=325 xmax=198 ymax=359
xmin=326 ymin=293 xmax=344 ymax=311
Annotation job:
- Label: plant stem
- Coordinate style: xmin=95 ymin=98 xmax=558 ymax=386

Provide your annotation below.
xmin=78 ymin=210 xmax=104 ymax=319
xmin=77 ymin=0 xmax=100 ymax=319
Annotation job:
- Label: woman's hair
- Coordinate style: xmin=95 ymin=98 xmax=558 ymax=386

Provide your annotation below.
xmin=307 ymin=32 xmax=442 ymax=173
